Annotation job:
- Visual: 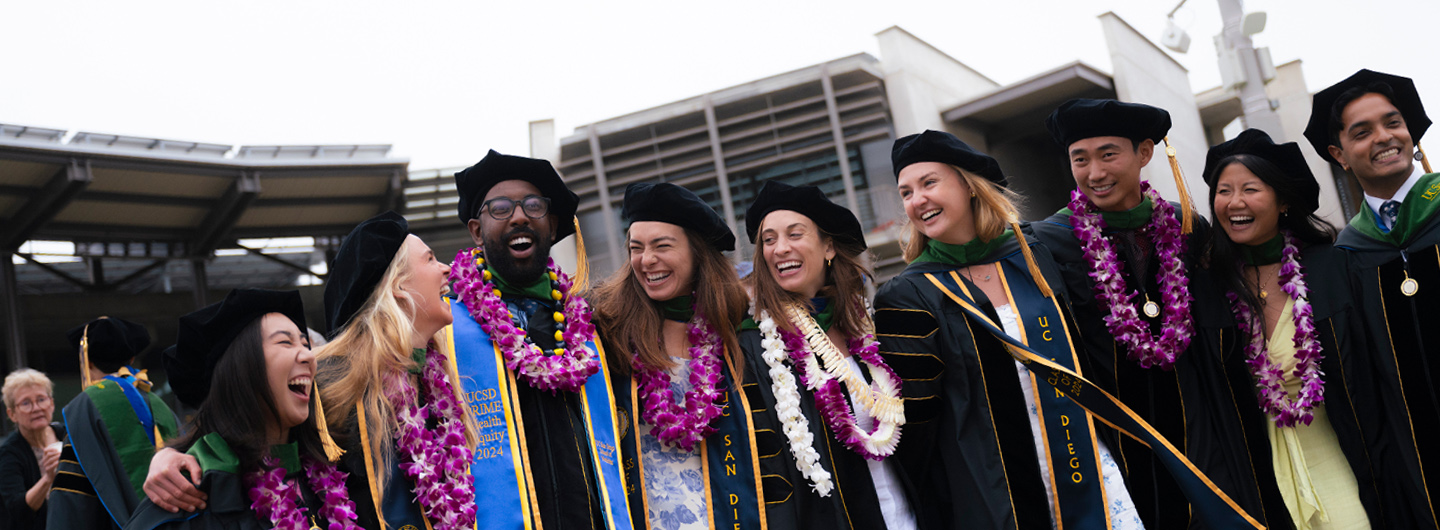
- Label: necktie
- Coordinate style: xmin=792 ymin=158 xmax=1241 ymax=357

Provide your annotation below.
xmin=1381 ymin=200 xmax=1401 ymax=230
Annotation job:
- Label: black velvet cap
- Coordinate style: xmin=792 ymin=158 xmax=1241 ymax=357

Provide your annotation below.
xmin=324 ymin=211 xmax=407 ymax=336
xmin=1204 ymin=128 xmax=1321 ymax=218
xmin=891 ymin=130 xmax=1007 ymax=186
xmin=622 ymin=182 xmax=736 ymax=251
xmin=1046 ymin=98 xmax=1172 ymax=149
xmin=744 ymin=180 xmax=866 ymax=251
xmin=1303 ymin=69 xmax=1431 ymax=162
xmin=167 ymin=289 xmax=307 ymax=407
xmin=66 ymin=317 xmax=150 ymax=366
xmin=454 ymin=149 xmax=579 ymax=240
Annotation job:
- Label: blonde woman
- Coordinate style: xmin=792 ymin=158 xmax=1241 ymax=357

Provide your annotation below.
xmin=1 ymin=368 xmax=63 ymax=530
xmin=874 ymin=130 xmax=1139 ymax=529
xmin=313 ymin=210 xmax=478 ymax=530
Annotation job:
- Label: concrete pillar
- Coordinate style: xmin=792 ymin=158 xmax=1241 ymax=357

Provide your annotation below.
xmin=190 ymin=258 xmax=209 ymax=308
xmin=702 ymin=95 xmax=741 ymax=262
xmin=1 ymin=253 xmax=25 ymax=372
xmin=586 ymin=128 xmax=623 ymax=271
xmin=820 ymin=65 xmax=862 ymax=216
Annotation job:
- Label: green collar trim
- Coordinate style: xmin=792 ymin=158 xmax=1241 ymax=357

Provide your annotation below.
xmin=1348 ymin=172 xmax=1440 ymax=246
xmin=1101 ymin=195 xmax=1154 ymax=230
xmin=811 ymin=297 xmax=836 ymax=332
xmin=486 ymin=262 xmax=552 ymax=301
xmin=1237 ymin=233 xmax=1284 ymax=265
xmin=658 ymin=295 xmax=695 ymax=323
xmin=189 ymin=433 xmax=300 ymax=475
xmin=409 ymin=348 xmax=426 ymax=374
xmin=913 ymin=229 xmax=1015 ymax=266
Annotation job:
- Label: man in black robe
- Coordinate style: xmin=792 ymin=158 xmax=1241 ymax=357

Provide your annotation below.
xmin=1031 ymin=99 xmax=1287 ymax=529
xmin=1306 ymin=68 xmax=1440 ymax=528
xmin=450 ymin=150 xmax=615 ymax=530
xmin=47 ymin=317 xmax=180 ymax=530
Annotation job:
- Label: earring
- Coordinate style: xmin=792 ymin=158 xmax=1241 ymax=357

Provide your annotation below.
xmin=826 ymin=258 xmax=833 ymax=267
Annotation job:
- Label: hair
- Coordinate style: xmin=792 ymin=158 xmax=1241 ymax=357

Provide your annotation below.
xmin=315 ymin=238 xmax=478 ymax=487
xmin=901 ymin=165 xmax=1024 ymax=262
xmin=1205 ymin=154 xmax=1339 ymax=312
xmin=169 ymin=318 xmax=326 ymax=473
xmin=591 ymin=226 xmax=749 ymax=377
xmin=2 ymin=368 xmax=52 ymax=410
xmin=748 ymin=215 xmax=872 ymax=338
xmin=1329 ymin=81 xmax=1398 ymax=148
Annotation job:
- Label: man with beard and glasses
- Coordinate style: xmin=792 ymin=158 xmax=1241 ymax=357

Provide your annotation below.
xmin=1308 ymin=69 xmax=1440 ymax=528
xmin=445 ymin=150 xmax=630 ymax=530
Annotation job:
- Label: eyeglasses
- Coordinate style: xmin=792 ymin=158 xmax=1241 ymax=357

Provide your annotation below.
xmin=13 ymin=395 xmax=51 ymax=413
xmin=478 ymin=195 xmax=551 ymax=221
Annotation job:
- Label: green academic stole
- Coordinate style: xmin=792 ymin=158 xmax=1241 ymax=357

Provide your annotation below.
xmin=931 ymin=263 xmax=1111 ymax=528
xmin=921 ymin=272 xmax=1266 ymax=530
xmin=624 ymin=357 xmax=766 ymax=530
xmin=448 ymin=298 xmax=633 ymax=530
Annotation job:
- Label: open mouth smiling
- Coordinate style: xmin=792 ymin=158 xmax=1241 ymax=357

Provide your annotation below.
xmin=287 ymin=376 xmax=312 ymax=400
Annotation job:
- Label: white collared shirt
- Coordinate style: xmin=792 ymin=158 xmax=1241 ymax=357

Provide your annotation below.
xmin=1364 ymin=163 xmax=1426 ymax=229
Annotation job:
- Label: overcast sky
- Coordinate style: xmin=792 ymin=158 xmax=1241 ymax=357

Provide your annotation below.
xmin=4 ymin=0 xmax=1437 ymax=171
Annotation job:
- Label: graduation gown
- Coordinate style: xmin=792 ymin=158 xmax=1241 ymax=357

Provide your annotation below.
xmin=736 ymin=321 xmax=899 ymax=530
xmin=1033 ymin=204 xmax=1288 ymax=529
xmin=49 ymin=375 xmax=180 ymax=530
xmin=875 ymin=230 xmax=1130 ymax=530
xmin=1334 ymin=170 xmax=1440 ymax=528
xmin=124 ymin=434 xmax=324 ymax=530
xmin=609 ymin=340 xmax=767 ymax=530
xmin=446 ymin=290 xmax=618 ymax=530
xmin=330 ymin=388 xmax=443 ymax=530
xmin=0 ymin=423 xmax=64 ymax=530
xmin=1219 ymin=243 xmax=1405 ymax=528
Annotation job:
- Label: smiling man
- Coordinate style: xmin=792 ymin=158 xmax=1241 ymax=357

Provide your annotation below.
xmin=1307 ymin=69 xmax=1440 ymax=527
xmin=447 ymin=150 xmax=630 ymax=530
xmin=1031 ymin=99 xmax=1287 ymax=529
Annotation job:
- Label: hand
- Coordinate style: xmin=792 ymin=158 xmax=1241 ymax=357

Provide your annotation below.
xmin=143 ymin=447 xmax=206 ymax=513
xmin=39 ymin=445 xmax=60 ymax=481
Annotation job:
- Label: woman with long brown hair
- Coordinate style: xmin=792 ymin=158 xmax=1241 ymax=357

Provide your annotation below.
xmin=874 ymin=130 xmax=1140 ymax=530
xmin=591 ymin=182 xmax=765 ymax=530
xmin=739 ymin=180 xmax=913 ymax=530
xmin=313 ymin=211 xmax=478 ymax=530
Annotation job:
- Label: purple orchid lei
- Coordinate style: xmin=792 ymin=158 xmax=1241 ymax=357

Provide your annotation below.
xmin=1225 ymin=230 xmax=1326 ymax=427
xmin=772 ymin=301 xmax=904 ymax=461
xmin=1068 ymin=182 xmax=1194 ymax=370
xmin=631 ymin=307 xmax=726 ymax=452
xmin=388 ymin=344 xmax=478 ymax=530
xmin=245 ymin=455 xmax=361 ymax=530
xmin=450 ymin=248 xmax=599 ymax=393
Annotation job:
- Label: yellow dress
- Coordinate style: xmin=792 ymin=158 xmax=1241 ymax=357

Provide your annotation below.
xmin=1263 ymin=297 xmax=1371 ymax=530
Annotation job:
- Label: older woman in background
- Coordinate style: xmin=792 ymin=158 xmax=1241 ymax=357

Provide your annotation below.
xmin=0 ymin=368 xmax=65 ymax=530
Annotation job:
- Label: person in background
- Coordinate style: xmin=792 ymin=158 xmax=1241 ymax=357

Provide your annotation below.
xmin=0 ymin=368 xmax=64 ymax=530
xmin=48 ymin=317 xmax=179 ymax=529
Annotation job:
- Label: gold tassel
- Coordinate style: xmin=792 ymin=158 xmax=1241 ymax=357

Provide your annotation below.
xmin=79 ymin=321 xmax=96 ymax=388
xmin=1421 ymin=142 xmax=1433 ymax=174
xmin=1010 ymin=220 xmax=1054 ymax=299
xmin=1163 ymin=137 xmax=1195 ymax=235
xmin=571 ymin=217 xmax=590 ymax=293
xmin=311 ymin=389 xmax=346 ymax=462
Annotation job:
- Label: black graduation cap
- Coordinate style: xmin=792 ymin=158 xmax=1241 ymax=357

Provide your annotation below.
xmin=1302 ymin=69 xmax=1431 ymax=162
xmin=622 ymin=182 xmax=736 ymax=251
xmin=1045 ymin=98 xmax=1172 ymax=149
xmin=1204 ymin=128 xmax=1321 ymax=218
xmin=66 ymin=317 xmax=150 ymax=366
xmin=324 ymin=211 xmax=408 ymax=337
xmin=744 ymin=180 xmax=866 ymax=251
xmin=454 ymin=150 xmax=580 ymax=241
xmin=891 ymin=130 xmax=1007 ymax=186
xmin=166 ymin=289 xmax=307 ymax=407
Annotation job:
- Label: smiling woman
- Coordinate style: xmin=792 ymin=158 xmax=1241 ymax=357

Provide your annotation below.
xmin=0 ymin=368 xmax=62 ymax=530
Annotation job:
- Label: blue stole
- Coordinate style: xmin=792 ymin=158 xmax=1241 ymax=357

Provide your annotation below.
xmin=103 ymin=373 xmax=156 ymax=445
xmin=447 ymin=298 xmax=633 ymax=530
xmin=618 ymin=356 xmax=766 ymax=530
xmin=922 ymin=270 xmax=1265 ymax=529
xmin=932 ymin=263 xmax=1110 ymax=528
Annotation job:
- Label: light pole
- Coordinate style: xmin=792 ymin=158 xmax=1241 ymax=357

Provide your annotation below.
xmin=1163 ymin=0 xmax=1285 ymax=136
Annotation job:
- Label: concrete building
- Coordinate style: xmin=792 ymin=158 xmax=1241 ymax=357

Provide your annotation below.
xmin=530 ymin=16 xmax=1357 ymax=282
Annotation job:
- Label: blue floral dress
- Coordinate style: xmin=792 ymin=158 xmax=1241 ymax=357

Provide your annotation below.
xmin=639 ymin=356 xmax=709 ymax=530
